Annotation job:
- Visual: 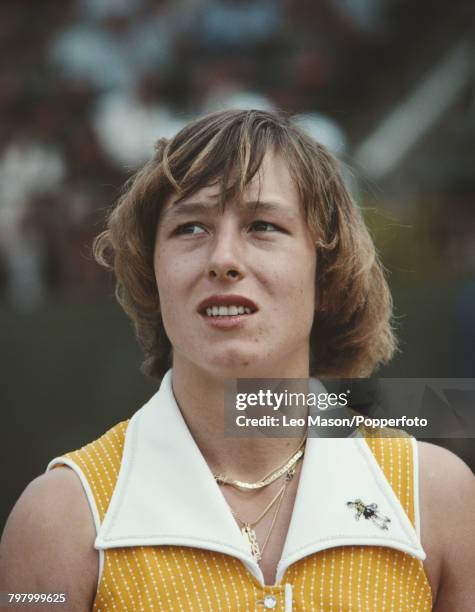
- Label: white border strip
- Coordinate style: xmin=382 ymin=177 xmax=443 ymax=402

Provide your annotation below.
xmin=411 ymin=437 xmax=422 ymax=540
xmin=285 ymin=583 xmax=293 ymax=612
xmin=46 ymin=457 xmax=104 ymax=589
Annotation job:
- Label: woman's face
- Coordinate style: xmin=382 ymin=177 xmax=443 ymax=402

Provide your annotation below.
xmin=154 ymin=151 xmax=317 ymax=379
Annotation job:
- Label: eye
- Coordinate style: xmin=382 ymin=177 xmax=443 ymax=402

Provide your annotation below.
xmin=249 ymin=220 xmax=282 ymax=233
xmin=174 ymin=223 xmax=207 ymax=236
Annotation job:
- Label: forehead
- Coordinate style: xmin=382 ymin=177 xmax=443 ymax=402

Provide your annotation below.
xmin=163 ymin=152 xmax=301 ymax=215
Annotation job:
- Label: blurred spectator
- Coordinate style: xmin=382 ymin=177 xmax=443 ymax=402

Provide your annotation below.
xmin=329 ymin=0 xmax=392 ymax=37
xmin=49 ymin=4 xmax=174 ymax=92
xmin=293 ymin=112 xmax=348 ymax=156
xmin=93 ymin=75 xmax=187 ymax=168
xmin=78 ymin=0 xmax=147 ymax=21
xmin=184 ymin=0 xmax=282 ymax=50
xmin=201 ymin=80 xmax=275 ymax=114
xmin=0 ymin=136 xmax=65 ymax=306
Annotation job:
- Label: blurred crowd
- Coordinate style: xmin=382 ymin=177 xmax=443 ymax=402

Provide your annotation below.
xmin=0 ymin=0 xmax=464 ymax=306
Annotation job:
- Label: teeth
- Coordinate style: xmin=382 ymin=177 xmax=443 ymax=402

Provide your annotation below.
xmin=204 ymin=305 xmax=254 ymax=317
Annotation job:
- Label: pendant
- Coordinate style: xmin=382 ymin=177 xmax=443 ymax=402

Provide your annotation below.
xmin=241 ymin=525 xmax=262 ymax=561
xmin=285 ymin=466 xmax=297 ymax=481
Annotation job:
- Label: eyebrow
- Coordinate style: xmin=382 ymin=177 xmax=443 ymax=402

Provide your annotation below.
xmin=161 ymin=199 xmax=298 ymax=221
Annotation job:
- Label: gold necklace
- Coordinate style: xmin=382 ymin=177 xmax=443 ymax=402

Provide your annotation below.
xmin=230 ymin=468 xmax=295 ymax=562
xmin=214 ymin=438 xmax=306 ymax=490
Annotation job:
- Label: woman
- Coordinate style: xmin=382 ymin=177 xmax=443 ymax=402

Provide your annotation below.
xmin=1 ymin=110 xmax=474 ymax=611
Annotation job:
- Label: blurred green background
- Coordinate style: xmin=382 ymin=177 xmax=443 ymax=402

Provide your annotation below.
xmin=1 ymin=0 xmax=474 ymax=529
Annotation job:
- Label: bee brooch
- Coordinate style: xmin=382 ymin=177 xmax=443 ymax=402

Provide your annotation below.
xmin=347 ymin=499 xmax=391 ymax=531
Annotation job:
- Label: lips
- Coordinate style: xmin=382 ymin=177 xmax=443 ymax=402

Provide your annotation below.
xmin=197 ymin=294 xmax=258 ymax=316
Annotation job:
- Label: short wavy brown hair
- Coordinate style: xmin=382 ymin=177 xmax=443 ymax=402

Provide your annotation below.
xmin=94 ymin=109 xmax=396 ymax=379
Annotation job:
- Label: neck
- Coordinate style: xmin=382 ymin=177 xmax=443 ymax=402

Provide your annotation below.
xmin=171 ymin=356 xmax=309 ymax=481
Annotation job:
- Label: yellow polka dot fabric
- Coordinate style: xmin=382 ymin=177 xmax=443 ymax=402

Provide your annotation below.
xmin=59 ymin=423 xmax=433 ymax=611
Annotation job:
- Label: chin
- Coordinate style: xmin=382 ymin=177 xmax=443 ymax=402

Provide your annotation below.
xmin=208 ymin=353 xmax=286 ymax=380
xmin=201 ymin=348 xmax=265 ymax=379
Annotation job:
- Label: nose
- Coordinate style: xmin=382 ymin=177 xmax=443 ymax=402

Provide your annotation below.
xmin=207 ymin=224 xmax=245 ymax=282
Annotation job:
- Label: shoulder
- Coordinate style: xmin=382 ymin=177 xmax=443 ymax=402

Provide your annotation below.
xmin=417 ymin=441 xmax=475 ymax=514
xmin=418 ymin=439 xmax=474 ymax=477
xmin=417 ymin=441 xmax=475 ymax=611
xmin=0 ymin=467 xmax=98 ymax=610
xmin=417 ymin=441 xmax=475 ymax=532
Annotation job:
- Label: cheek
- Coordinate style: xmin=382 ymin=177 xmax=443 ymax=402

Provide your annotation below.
xmin=154 ymin=247 xmax=200 ymax=329
xmin=154 ymin=270 xmax=190 ymax=349
xmin=154 ymin=250 xmax=179 ymax=320
xmin=269 ymin=251 xmax=316 ymax=310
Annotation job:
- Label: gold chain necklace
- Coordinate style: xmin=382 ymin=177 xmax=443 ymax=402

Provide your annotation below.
xmin=230 ymin=466 xmax=296 ymax=562
xmin=214 ymin=438 xmax=306 ymax=490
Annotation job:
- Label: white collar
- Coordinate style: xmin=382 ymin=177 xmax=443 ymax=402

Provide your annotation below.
xmin=95 ymin=370 xmax=426 ymax=585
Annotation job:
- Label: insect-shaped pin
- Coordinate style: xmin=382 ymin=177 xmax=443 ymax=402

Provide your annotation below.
xmin=347 ymin=499 xmax=391 ymax=530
